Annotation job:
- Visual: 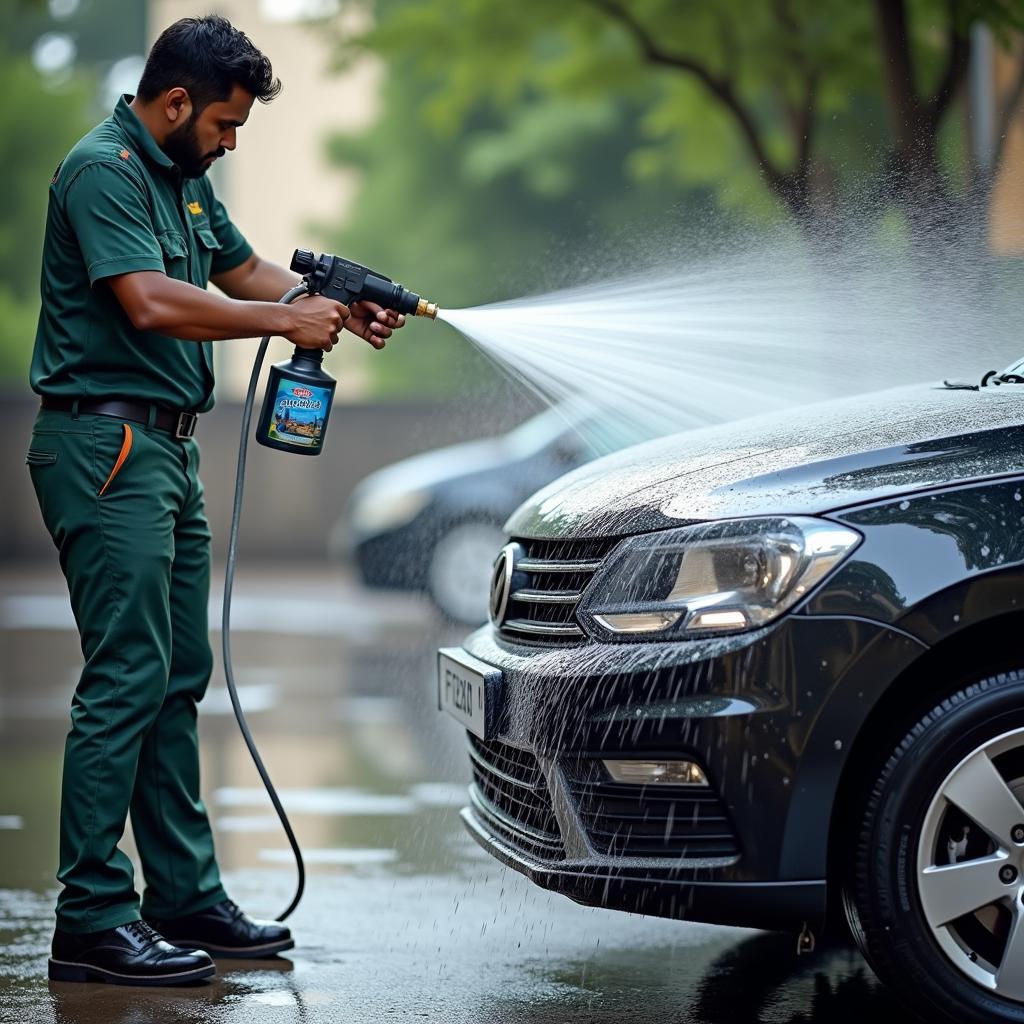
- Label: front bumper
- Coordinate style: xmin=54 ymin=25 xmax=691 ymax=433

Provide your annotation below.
xmin=451 ymin=613 xmax=926 ymax=931
xmin=462 ymin=804 xmax=826 ymax=931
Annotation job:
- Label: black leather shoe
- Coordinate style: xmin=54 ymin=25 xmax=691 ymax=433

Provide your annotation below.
xmin=48 ymin=920 xmax=215 ymax=986
xmin=146 ymin=899 xmax=294 ymax=959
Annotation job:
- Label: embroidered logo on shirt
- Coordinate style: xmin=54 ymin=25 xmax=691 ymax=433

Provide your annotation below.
xmin=119 ymin=149 xmax=131 ymax=160
xmin=187 ymin=201 xmax=203 ymax=215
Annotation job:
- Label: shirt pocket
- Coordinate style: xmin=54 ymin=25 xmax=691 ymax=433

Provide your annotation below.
xmin=157 ymin=228 xmax=189 ymax=281
xmin=193 ymin=224 xmax=222 ymax=283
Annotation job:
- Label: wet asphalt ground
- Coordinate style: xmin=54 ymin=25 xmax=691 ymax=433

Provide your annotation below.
xmin=0 ymin=563 xmax=905 ymax=1024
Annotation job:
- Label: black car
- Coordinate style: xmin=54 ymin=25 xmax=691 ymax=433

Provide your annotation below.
xmin=339 ymin=407 xmax=656 ymax=623
xmin=438 ymin=380 xmax=1024 ymax=1024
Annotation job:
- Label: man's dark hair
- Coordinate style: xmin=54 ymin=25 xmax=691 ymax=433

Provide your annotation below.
xmin=137 ymin=15 xmax=281 ymax=110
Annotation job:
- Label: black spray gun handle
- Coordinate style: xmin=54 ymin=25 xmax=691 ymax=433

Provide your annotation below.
xmin=290 ymin=249 xmax=438 ymax=319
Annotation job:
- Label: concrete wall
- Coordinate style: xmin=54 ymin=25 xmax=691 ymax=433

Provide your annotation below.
xmin=7 ymin=394 xmax=530 ymax=564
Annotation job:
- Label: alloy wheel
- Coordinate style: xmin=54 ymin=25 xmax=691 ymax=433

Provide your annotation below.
xmin=917 ymin=727 xmax=1024 ymax=1000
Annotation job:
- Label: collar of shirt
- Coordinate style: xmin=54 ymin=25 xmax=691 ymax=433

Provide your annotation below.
xmin=113 ymin=94 xmax=179 ymax=178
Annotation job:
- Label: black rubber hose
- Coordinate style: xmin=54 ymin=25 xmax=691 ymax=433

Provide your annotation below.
xmin=222 ymin=282 xmax=310 ymax=922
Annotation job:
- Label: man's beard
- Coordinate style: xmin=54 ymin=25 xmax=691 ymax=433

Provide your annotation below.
xmin=162 ymin=116 xmax=224 ymax=179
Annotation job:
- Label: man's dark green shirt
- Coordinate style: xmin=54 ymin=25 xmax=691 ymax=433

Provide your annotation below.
xmin=30 ymin=95 xmax=253 ymax=413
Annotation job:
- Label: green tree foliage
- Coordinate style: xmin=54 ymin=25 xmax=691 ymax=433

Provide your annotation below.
xmin=4 ymin=0 xmax=144 ymax=65
xmin=323 ymin=2 xmax=727 ymax=396
xmin=342 ymin=0 xmax=1024 ymax=231
xmin=0 ymin=0 xmax=142 ymax=386
xmin=0 ymin=6 xmax=93 ymax=385
xmin=324 ymin=0 xmax=1024 ymax=395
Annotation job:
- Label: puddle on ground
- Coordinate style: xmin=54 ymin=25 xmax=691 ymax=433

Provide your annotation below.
xmin=0 ymin=564 xmax=899 ymax=1024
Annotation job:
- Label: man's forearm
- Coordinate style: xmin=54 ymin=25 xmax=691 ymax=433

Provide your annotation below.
xmin=211 ymin=253 xmax=300 ymax=303
xmin=108 ymin=270 xmax=299 ymax=341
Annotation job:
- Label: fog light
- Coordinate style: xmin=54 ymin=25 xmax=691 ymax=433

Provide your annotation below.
xmin=602 ymin=759 xmax=708 ymax=785
xmin=594 ymin=611 xmax=682 ymax=633
xmin=687 ymin=609 xmax=748 ymax=630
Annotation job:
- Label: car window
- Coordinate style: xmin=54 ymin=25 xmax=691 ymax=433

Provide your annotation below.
xmin=574 ymin=415 xmax=660 ymax=454
xmin=504 ymin=405 xmax=668 ymax=461
xmin=504 ymin=408 xmax=582 ymax=457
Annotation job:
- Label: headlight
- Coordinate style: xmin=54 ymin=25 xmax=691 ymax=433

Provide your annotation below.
xmin=578 ymin=516 xmax=861 ymax=639
xmin=350 ymin=488 xmax=430 ymax=535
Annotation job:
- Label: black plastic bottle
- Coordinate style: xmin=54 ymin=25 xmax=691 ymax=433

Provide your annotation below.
xmin=255 ymin=347 xmax=337 ymax=456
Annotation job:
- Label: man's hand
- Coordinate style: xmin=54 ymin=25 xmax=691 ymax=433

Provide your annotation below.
xmin=283 ymin=295 xmax=350 ymax=352
xmin=345 ymin=300 xmax=407 ymax=351
xmin=210 ymin=253 xmax=405 ymax=351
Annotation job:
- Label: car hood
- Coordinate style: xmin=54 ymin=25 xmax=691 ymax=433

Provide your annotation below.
xmin=505 ymin=384 xmax=1024 ymax=539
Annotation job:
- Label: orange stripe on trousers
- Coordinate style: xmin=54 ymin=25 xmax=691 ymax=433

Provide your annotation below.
xmin=98 ymin=423 xmax=133 ymax=496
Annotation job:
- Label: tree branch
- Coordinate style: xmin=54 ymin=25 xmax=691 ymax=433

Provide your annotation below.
xmin=927 ymin=2 xmax=970 ymax=127
xmin=770 ymin=0 xmax=817 ymax=176
xmin=874 ymin=0 xmax=925 ymax=145
xmin=797 ymin=70 xmax=819 ymax=175
xmin=586 ymin=0 xmax=790 ymax=200
xmin=771 ymin=0 xmax=804 ymax=133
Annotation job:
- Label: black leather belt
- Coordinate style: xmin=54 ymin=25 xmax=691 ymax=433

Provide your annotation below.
xmin=40 ymin=397 xmax=199 ymax=439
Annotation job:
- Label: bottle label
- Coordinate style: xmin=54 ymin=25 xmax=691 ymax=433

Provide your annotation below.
xmin=266 ymin=377 xmax=332 ymax=449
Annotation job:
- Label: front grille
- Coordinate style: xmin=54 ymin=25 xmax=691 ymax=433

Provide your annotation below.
xmin=567 ymin=761 xmax=739 ymax=859
xmin=498 ymin=536 xmax=620 ymax=646
xmin=467 ymin=735 xmax=564 ymax=859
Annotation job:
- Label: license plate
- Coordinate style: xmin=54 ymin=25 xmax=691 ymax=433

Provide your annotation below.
xmin=437 ymin=648 xmax=500 ymax=739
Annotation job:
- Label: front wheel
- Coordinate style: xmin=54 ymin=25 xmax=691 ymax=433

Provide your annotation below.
xmin=426 ymin=521 xmax=506 ymax=625
xmin=844 ymin=670 xmax=1024 ymax=1024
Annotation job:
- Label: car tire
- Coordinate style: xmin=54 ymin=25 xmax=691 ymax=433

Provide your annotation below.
xmin=426 ymin=521 xmax=506 ymax=625
xmin=844 ymin=670 xmax=1024 ymax=1024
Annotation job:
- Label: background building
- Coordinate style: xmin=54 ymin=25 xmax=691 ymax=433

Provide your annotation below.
xmin=990 ymin=35 xmax=1024 ymax=255
xmin=150 ymin=0 xmax=384 ymax=399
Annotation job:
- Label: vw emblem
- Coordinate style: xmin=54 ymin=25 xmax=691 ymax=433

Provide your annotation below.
xmin=489 ymin=542 xmax=522 ymax=626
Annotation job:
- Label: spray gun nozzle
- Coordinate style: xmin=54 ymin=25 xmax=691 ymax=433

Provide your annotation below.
xmin=291 ymin=248 xmax=439 ymax=320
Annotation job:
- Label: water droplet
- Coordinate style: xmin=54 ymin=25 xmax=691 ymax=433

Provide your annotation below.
xmin=981 ymin=545 xmax=991 ymax=557
xmin=833 ymin=740 xmax=843 ymax=751
xmin=899 ymin=500 xmax=910 ymax=511
xmin=954 ymin=614 xmax=960 ymax=623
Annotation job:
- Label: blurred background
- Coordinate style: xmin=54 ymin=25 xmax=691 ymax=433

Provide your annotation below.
xmin=2 ymin=0 xmax=1024 ymax=571
xmin=3 ymin=3 xmax=1024 ymax=1020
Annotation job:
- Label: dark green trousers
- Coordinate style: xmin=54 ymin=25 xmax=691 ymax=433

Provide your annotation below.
xmin=27 ymin=408 xmax=227 ymax=933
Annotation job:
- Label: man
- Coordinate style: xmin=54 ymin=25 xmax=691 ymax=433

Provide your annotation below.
xmin=27 ymin=15 xmax=403 ymax=986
